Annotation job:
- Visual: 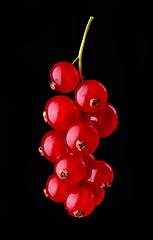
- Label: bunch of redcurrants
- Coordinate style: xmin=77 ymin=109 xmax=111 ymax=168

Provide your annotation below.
xmin=39 ymin=61 xmax=118 ymax=218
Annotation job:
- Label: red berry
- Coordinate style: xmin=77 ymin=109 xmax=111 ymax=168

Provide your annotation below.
xmin=50 ymin=61 xmax=80 ymax=93
xmin=81 ymin=160 xmax=114 ymax=189
xmin=66 ymin=121 xmax=99 ymax=156
xmin=44 ymin=95 xmax=81 ymax=131
xmin=74 ymin=80 xmax=108 ymax=113
xmin=83 ymin=102 xmax=118 ymax=138
xmin=64 ymin=185 xmax=95 ymax=218
xmin=45 ymin=174 xmax=70 ymax=202
xmin=39 ymin=130 xmax=67 ymax=163
xmin=54 ymin=152 xmax=86 ymax=185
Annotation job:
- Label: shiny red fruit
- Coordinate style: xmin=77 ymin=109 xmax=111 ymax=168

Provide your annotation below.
xmin=83 ymin=102 xmax=118 ymax=138
xmin=39 ymin=130 xmax=67 ymax=163
xmin=64 ymin=185 xmax=95 ymax=218
xmin=45 ymin=174 xmax=70 ymax=202
xmin=50 ymin=61 xmax=80 ymax=93
xmin=74 ymin=80 xmax=108 ymax=113
xmin=66 ymin=121 xmax=99 ymax=156
xmin=81 ymin=160 xmax=114 ymax=189
xmin=54 ymin=152 xmax=86 ymax=185
xmin=44 ymin=95 xmax=81 ymax=131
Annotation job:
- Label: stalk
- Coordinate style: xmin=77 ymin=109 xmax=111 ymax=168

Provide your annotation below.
xmin=72 ymin=16 xmax=94 ymax=82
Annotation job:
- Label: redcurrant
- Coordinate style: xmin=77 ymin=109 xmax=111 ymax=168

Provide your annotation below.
xmin=83 ymin=102 xmax=118 ymax=138
xmin=81 ymin=160 xmax=114 ymax=189
xmin=44 ymin=95 xmax=81 ymax=131
xmin=45 ymin=174 xmax=70 ymax=202
xmin=39 ymin=16 xmax=117 ymax=217
xmin=54 ymin=152 xmax=86 ymax=185
xmin=64 ymin=185 xmax=95 ymax=218
xmin=39 ymin=130 xmax=67 ymax=163
xmin=74 ymin=80 xmax=108 ymax=113
xmin=66 ymin=121 xmax=99 ymax=156
xmin=50 ymin=61 xmax=80 ymax=93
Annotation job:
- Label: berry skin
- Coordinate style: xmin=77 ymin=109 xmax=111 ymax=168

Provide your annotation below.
xmin=80 ymin=181 xmax=105 ymax=206
xmin=66 ymin=121 xmax=99 ymax=156
xmin=54 ymin=152 xmax=86 ymax=185
xmin=83 ymin=102 xmax=118 ymax=138
xmin=74 ymin=80 xmax=108 ymax=113
xmin=50 ymin=61 xmax=80 ymax=93
xmin=83 ymin=154 xmax=95 ymax=163
xmin=64 ymin=185 xmax=95 ymax=218
xmin=81 ymin=160 xmax=114 ymax=189
xmin=45 ymin=174 xmax=70 ymax=202
xmin=90 ymin=187 xmax=105 ymax=206
xmin=44 ymin=95 xmax=81 ymax=131
xmin=39 ymin=130 xmax=67 ymax=163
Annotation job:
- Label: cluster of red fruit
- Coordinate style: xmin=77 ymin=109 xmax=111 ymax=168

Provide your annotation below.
xmin=38 ymin=61 xmax=118 ymax=218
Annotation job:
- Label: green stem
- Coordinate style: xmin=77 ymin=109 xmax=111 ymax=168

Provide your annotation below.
xmin=72 ymin=16 xmax=94 ymax=82
xmin=78 ymin=16 xmax=94 ymax=81
xmin=71 ymin=56 xmax=79 ymax=65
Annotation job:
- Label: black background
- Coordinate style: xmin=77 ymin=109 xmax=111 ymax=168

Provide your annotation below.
xmin=1 ymin=0 xmax=148 ymax=233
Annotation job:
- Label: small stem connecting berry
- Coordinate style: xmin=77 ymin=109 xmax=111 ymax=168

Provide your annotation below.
xmin=72 ymin=16 xmax=94 ymax=82
xmin=71 ymin=56 xmax=79 ymax=65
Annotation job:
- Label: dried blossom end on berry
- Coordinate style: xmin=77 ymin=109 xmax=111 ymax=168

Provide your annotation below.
xmin=59 ymin=169 xmax=69 ymax=179
xmin=43 ymin=188 xmax=48 ymax=197
xmin=73 ymin=210 xmax=84 ymax=218
xmin=90 ymin=98 xmax=101 ymax=108
xmin=100 ymin=182 xmax=112 ymax=189
xmin=38 ymin=146 xmax=44 ymax=156
xmin=43 ymin=111 xmax=48 ymax=123
xmin=76 ymin=140 xmax=86 ymax=151
xmin=50 ymin=82 xmax=58 ymax=90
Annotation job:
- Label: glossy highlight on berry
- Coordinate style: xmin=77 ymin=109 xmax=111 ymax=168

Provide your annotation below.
xmin=83 ymin=102 xmax=118 ymax=138
xmin=81 ymin=160 xmax=114 ymax=189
